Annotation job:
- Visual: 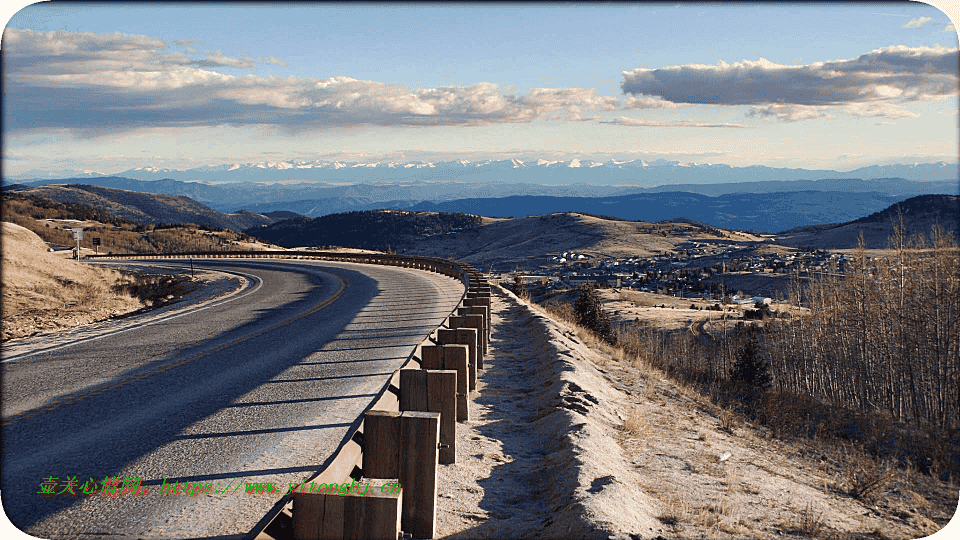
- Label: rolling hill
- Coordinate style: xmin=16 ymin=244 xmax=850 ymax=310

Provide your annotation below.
xmin=9 ymin=184 xmax=278 ymax=231
xmin=407 ymin=191 xmax=912 ymax=233
xmin=776 ymin=194 xmax=959 ymax=249
xmin=249 ymin=210 xmax=483 ymax=251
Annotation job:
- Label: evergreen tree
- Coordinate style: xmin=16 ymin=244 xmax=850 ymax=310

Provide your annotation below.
xmin=730 ymin=331 xmax=771 ymax=392
xmin=574 ymin=282 xmax=616 ymax=345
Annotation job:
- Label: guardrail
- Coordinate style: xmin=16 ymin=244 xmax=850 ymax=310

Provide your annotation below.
xmin=87 ymin=250 xmax=491 ymax=540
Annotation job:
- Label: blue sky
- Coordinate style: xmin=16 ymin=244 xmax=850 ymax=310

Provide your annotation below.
xmin=2 ymin=1 xmax=958 ymax=176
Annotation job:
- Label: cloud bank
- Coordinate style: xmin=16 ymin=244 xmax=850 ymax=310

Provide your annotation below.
xmin=622 ymin=45 xmax=958 ymax=120
xmin=3 ymin=28 xmax=620 ymax=134
xmin=601 ymin=117 xmax=755 ymax=128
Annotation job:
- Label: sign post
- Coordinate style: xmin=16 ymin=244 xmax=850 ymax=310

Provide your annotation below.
xmin=72 ymin=228 xmax=83 ymax=259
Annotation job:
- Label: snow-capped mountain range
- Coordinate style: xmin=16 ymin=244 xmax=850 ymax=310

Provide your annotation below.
xmin=9 ymin=158 xmax=957 ymax=186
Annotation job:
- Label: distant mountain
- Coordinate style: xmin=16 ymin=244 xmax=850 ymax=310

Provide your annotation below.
xmin=13 ymin=173 xmax=954 ymax=220
xmin=241 ymin=195 xmax=957 ymax=271
xmin=404 ymin=191 xmax=913 ymax=233
xmin=848 ymin=193 xmax=959 ymax=230
xmin=776 ymin=194 xmax=959 ymax=249
xmin=13 ymin=177 xmax=634 ymax=214
xmin=9 ymin=159 xmax=956 ymax=187
xmin=262 ymin=210 xmax=303 ymax=220
xmin=11 ymin=184 xmax=278 ymax=231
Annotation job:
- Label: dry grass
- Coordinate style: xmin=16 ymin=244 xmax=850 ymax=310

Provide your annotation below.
xmin=832 ymin=453 xmax=899 ymax=503
xmin=689 ymin=448 xmax=727 ymax=478
xmin=782 ymin=501 xmax=825 ymax=537
xmin=1 ymin=222 xmax=194 ymax=341
xmin=523 ymin=287 xmax=957 ymax=539
xmin=657 ymin=493 xmax=688 ymax=527
xmin=622 ymin=406 xmax=649 ymax=438
xmin=717 ymin=408 xmax=737 ymax=433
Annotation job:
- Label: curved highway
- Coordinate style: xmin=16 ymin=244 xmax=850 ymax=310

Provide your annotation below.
xmin=0 ymin=259 xmax=465 ymax=539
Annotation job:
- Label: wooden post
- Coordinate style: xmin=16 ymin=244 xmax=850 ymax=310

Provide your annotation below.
xmin=363 ymin=411 xmax=400 ymax=479
xmin=343 ymin=480 xmax=402 ymax=540
xmin=420 ymin=345 xmax=443 ymax=370
xmin=293 ymin=479 xmax=401 ymax=540
xmin=462 ymin=297 xmax=492 ymax=341
xmin=442 ymin=345 xmax=470 ymax=421
xmin=399 ymin=411 xmax=439 ymax=539
xmin=457 ymin=306 xmax=489 ymax=354
xmin=448 ymin=315 xmax=485 ymax=369
xmin=293 ymin=490 xmax=343 ymax=540
xmin=437 ymin=328 xmax=477 ymax=383
xmin=426 ymin=370 xmax=457 ymax=464
xmin=399 ymin=369 xmax=428 ymax=412
xmin=400 ymin=369 xmax=457 ymax=464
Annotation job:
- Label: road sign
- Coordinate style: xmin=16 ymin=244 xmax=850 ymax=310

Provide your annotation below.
xmin=72 ymin=228 xmax=83 ymax=240
xmin=92 ymin=238 xmax=100 ymax=246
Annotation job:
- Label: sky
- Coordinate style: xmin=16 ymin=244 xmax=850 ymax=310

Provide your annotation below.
xmin=2 ymin=1 xmax=959 ymax=177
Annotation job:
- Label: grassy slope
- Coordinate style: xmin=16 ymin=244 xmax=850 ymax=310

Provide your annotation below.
xmin=1 ymin=222 xmax=143 ymax=340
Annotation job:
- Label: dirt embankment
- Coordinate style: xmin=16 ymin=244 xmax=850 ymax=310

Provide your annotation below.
xmin=435 ymin=285 xmax=957 ymax=539
xmin=1 ymin=222 xmax=191 ymax=341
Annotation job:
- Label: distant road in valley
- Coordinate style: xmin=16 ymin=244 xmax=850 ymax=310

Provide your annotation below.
xmin=1 ymin=259 xmax=464 ymax=538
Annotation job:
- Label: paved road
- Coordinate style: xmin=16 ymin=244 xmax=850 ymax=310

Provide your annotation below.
xmin=1 ymin=259 xmax=464 ymax=539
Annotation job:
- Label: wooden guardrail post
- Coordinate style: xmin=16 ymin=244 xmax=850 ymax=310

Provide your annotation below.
xmin=399 ymin=411 xmax=440 ymax=539
xmin=419 ymin=345 xmax=443 ymax=370
xmin=448 ymin=315 xmax=485 ymax=369
xmin=399 ymin=369 xmax=458 ymax=464
xmin=292 ymin=478 xmax=401 ymax=540
xmin=462 ymin=297 xmax=492 ymax=342
xmin=363 ymin=411 xmax=401 ymax=479
xmin=427 ymin=370 xmax=457 ymax=464
xmin=399 ymin=369 xmax=428 ymax=412
xmin=435 ymin=329 xmax=477 ymax=387
xmin=442 ymin=345 xmax=470 ymax=421
xmin=457 ymin=306 xmax=488 ymax=354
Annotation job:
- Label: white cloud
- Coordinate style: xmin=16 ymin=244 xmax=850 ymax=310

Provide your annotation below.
xmin=600 ymin=116 xmax=755 ymax=128
xmin=622 ymin=96 xmax=683 ymax=109
xmin=746 ymin=104 xmax=833 ymax=122
xmin=904 ymin=16 xmax=931 ymax=28
xmin=3 ymin=28 xmax=621 ymax=134
xmin=621 ymin=45 xmax=957 ymax=121
xmin=946 ymin=22 xmax=957 ymax=32
xmin=843 ymin=102 xmax=921 ymax=119
xmin=267 ymin=56 xmax=288 ymax=66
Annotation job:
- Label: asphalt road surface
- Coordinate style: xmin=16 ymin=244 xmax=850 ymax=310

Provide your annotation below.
xmin=1 ymin=259 xmax=465 ymax=539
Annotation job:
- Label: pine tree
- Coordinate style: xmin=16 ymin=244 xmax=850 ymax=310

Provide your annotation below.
xmin=574 ymin=281 xmax=616 ymax=345
xmin=730 ymin=330 xmax=771 ymax=392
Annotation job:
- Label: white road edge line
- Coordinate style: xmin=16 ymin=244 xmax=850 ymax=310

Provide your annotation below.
xmin=1 ymin=263 xmax=264 ymax=363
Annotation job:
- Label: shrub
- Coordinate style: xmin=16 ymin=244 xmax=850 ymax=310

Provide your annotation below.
xmin=730 ymin=331 xmax=771 ymax=393
xmin=574 ymin=282 xmax=616 ymax=345
xmin=511 ymin=273 xmax=529 ymax=299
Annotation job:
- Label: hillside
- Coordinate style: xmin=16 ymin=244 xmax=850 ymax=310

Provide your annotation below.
xmin=10 ymin=184 xmax=277 ymax=231
xmin=248 ymin=210 xmax=484 ymax=251
xmin=0 ymin=222 xmax=143 ymax=340
xmin=776 ymin=194 xmax=959 ymax=249
xmin=247 ymin=194 xmax=957 ymax=274
xmin=409 ymin=191 xmax=911 ymax=233
xmin=248 ymin=209 xmax=740 ymax=272
xmin=2 ymin=191 xmax=279 ymax=255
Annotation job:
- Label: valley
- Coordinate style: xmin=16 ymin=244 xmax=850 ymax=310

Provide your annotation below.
xmin=2 ymin=176 xmax=957 ymax=540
